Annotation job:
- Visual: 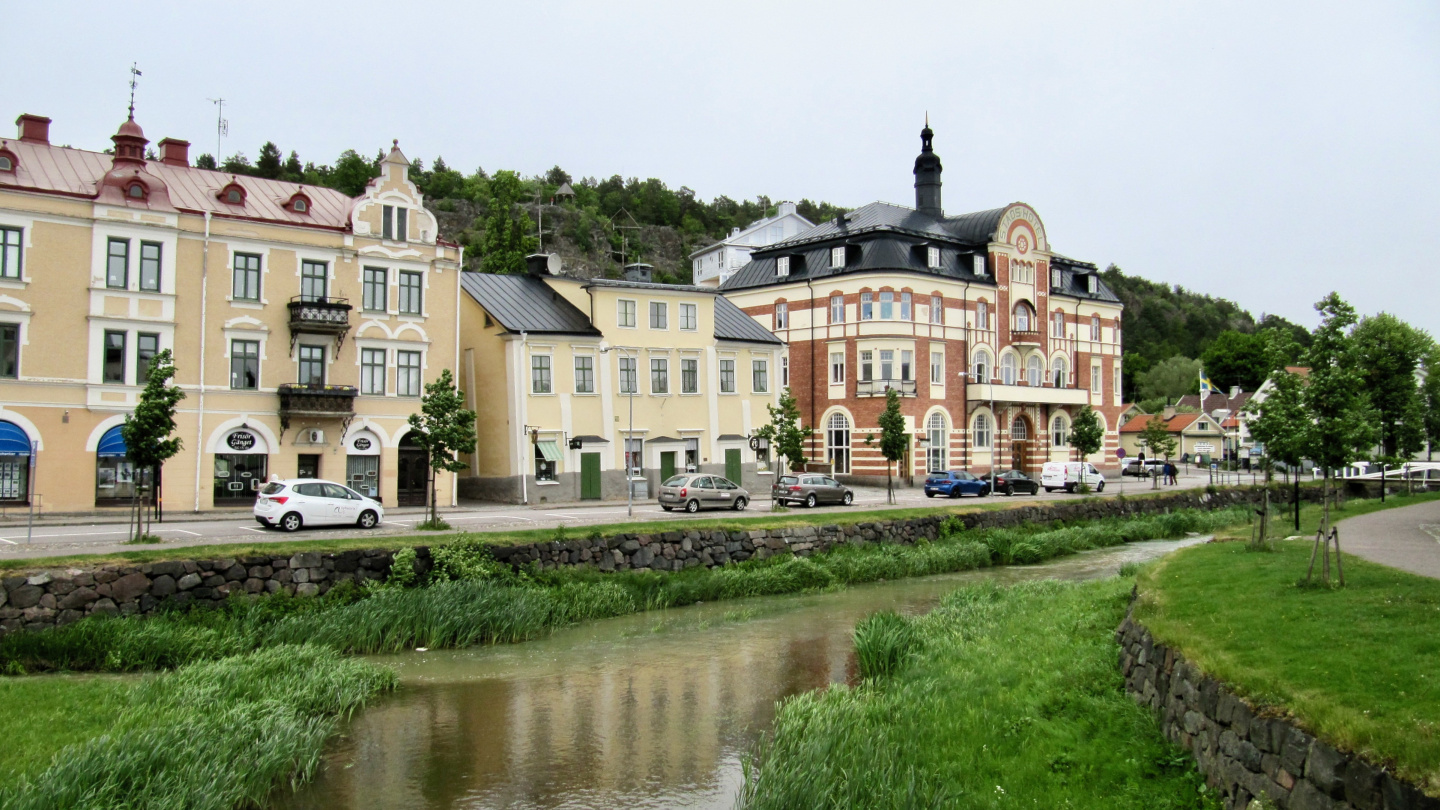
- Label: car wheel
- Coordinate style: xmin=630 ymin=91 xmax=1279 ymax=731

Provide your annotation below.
xmin=1003 ymin=484 xmax=1014 ymax=496
xmin=1065 ymin=483 xmax=1076 ymax=494
xmin=842 ymin=491 xmax=853 ymax=506
xmin=733 ymin=497 xmax=747 ymax=511
xmin=685 ymin=499 xmax=700 ymax=514
xmin=1096 ymin=481 xmax=1106 ymax=492
xmin=1044 ymin=487 xmax=1055 ymax=493
xmin=280 ymin=512 xmax=303 ymax=532
xmin=661 ymin=505 xmax=673 ymax=512
xmin=925 ymin=491 xmax=935 ymax=498
xmin=979 ymin=485 xmax=991 ymax=497
xmin=357 ymin=510 xmax=379 ymax=529
xmin=805 ymin=493 xmax=817 ymax=508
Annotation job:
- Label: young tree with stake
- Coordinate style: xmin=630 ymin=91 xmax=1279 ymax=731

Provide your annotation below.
xmin=1069 ymin=406 xmax=1104 ymax=492
xmin=867 ymin=387 xmax=908 ymax=505
xmin=753 ymin=388 xmax=812 ymax=509
xmin=1137 ymin=415 xmax=1177 ymax=491
xmin=121 ymin=350 xmax=185 ymax=542
xmin=406 ymin=369 xmax=477 ymax=527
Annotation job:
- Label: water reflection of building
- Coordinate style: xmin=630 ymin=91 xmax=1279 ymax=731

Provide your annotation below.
xmin=284 ymin=619 xmax=858 ymax=809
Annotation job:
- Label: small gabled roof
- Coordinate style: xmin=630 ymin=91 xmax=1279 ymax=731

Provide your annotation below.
xmin=714 ymin=296 xmax=783 ymax=344
xmin=459 ymin=272 xmax=600 ymax=336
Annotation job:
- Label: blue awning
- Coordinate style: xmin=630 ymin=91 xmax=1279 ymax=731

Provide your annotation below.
xmin=0 ymin=421 xmax=31 ymax=455
xmin=97 ymin=426 xmax=127 ymax=458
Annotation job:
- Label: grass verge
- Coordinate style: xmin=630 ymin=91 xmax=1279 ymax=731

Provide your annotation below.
xmin=0 ymin=486 xmax=1231 ymax=572
xmin=739 ymin=577 xmax=1220 ymax=809
xmin=0 ymin=645 xmax=395 ymax=805
xmin=1 ymin=507 xmax=1247 ymax=673
xmin=1135 ymin=525 xmax=1440 ymax=793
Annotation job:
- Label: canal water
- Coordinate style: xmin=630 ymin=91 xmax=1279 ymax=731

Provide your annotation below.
xmin=274 ymin=538 xmax=1201 ymax=810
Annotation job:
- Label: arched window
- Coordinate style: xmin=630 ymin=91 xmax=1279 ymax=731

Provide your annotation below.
xmin=1000 ymin=352 xmax=1018 ymax=385
xmin=827 ymin=412 xmax=851 ymax=475
xmin=1012 ymin=416 xmax=1029 ymax=441
xmin=0 ymin=153 xmax=15 ymax=172
xmin=1052 ymin=415 xmax=1069 ymax=447
xmin=1052 ymin=356 xmax=1068 ymax=388
xmin=127 ymin=183 xmax=146 ymax=199
xmin=973 ymin=349 xmax=992 ymax=382
xmin=975 ymin=300 xmax=990 ymax=330
xmin=973 ymin=413 xmax=991 ymax=448
xmin=1090 ymin=315 xmax=1101 ymax=340
xmin=926 ymin=412 xmax=947 ymax=473
xmin=1012 ymin=302 xmax=1033 ymax=332
xmin=1026 ymin=355 xmax=1043 ymax=386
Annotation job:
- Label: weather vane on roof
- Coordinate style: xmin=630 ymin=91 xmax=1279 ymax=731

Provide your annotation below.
xmin=127 ymin=63 xmax=142 ymax=120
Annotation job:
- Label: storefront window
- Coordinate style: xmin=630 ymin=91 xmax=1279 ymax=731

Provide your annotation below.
xmin=0 ymin=420 xmax=31 ymax=502
xmin=213 ymin=428 xmax=268 ymax=505
xmin=95 ymin=425 xmax=151 ymax=505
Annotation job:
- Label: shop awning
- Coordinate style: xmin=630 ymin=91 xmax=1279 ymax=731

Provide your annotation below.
xmin=536 ymin=441 xmax=563 ymax=462
xmin=97 ymin=426 xmax=127 ymax=458
xmin=0 ymin=421 xmax=30 ymax=455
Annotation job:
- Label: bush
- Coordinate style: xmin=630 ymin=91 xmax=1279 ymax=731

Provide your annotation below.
xmin=386 ymin=547 xmax=418 ymax=588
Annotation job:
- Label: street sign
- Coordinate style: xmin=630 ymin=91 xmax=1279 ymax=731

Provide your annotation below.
xmin=1116 ymin=448 xmax=1127 ymax=458
xmin=1193 ymin=442 xmax=1215 ymax=453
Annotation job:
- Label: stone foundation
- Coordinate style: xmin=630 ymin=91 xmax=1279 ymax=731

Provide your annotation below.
xmin=1117 ymin=610 xmax=1437 ymax=810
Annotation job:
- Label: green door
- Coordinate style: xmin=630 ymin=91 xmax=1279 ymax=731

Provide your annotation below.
xmin=725 ymin=448 xmax=742 ymax=485
xmin=660 ymin=451 xmax=677 ymax=482
xmin=580 ymin=452 xmax=601 ymax=500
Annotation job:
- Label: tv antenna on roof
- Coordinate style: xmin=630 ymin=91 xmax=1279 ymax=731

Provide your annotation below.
xmin=206 ymin=97 xmax=229 ymax=165
xmin=127 ymin=63 xmax=142 ymax=120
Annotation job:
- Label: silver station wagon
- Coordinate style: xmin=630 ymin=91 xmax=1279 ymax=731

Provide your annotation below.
xmin=658 ymin=474 xmax=750 ymax=513
xmin=772 ymin=474 xmax=854 ymax=508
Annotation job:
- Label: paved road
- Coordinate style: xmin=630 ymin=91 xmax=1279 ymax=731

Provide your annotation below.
xmin=1337 ymin=498 xmax=1440 ymax=580
xmin=0 ymin=470 xmax=1216 ymax=562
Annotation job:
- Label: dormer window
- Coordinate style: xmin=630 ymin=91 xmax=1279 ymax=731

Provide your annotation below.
xmin=218 ymin=181 xmax=246 ymax=205
xmin=127 ymin=183 xmax=146 ymax=200
xmin=830 ymin=246 xmax=845 ymax=269
xmin=287 ymin=193 xmax=311 ymax=214
xmin=973 ymin=254 xmax=987 ymax=276
xmin=1087 ymin=275 xmax=1098 ymax=294
xmin=776 ymin=256 xmax=790 ymax=277
xmin=927 ymin=246 xmax=941 ymax=268
xmin=0 ymin=153 xmax=13 ymax=172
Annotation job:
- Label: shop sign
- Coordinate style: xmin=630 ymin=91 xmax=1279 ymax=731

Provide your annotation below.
xmin=227 ymin=431 xmax=257 ymax=452
xmin=1193 ymin=442 xmax=1215 ymax=453
xmin=353 ymin=437 xmax=372 ymax=451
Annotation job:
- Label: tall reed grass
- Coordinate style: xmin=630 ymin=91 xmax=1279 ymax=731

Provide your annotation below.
xmin=0 ymin=645 xmax=394 ymax=809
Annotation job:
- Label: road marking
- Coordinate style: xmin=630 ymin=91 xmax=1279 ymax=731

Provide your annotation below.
xmin=383 ymin=521 xmax=408 ymax=527
xmin=0 ymin=528 xmax=131 ymax=541
xmin=241 ymin=526 xmax=267 ymax=533
xmin=0 ymin=538 xmax=14 ymax=545
xmin=166 ymin=529 xmax=202 ymax=536
xmin=1421 ymin=525 xmax=1440 ymax=543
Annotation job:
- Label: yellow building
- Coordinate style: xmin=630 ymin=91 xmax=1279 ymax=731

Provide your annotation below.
xmin=458 ymin=261 xmax=784 ymax=503
xmin=0 ymin=113 xmax=461 ymax=513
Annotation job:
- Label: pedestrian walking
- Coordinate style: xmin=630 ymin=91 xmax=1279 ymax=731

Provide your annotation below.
xmin=1166 ymin=462 xmax=1178 ymax=486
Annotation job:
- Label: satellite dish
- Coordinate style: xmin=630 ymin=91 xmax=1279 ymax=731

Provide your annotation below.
xmin=546 ymin=253 xmax=562 ymax=275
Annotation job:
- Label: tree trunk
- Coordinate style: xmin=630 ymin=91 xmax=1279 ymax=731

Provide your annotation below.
xmin=429 ymin=464 xmax=437 ymax=525
xmin=1293 ymin=475 xmax=1300 ymax=531
xmin=886 ymin=461 xmax=893 ymax=505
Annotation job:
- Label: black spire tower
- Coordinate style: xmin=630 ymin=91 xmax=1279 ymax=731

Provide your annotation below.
xmin=913 ymin=116 xmax=943 ymax=218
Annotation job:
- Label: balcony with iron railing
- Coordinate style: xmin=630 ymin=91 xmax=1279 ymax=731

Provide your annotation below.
xmin=287 ymin=296 xmax=352 ymax=350
xmin=856 ymin=378 xmax=917 ymax=397
xmin=278 ymin=382 xmax=357 ymax=431
xmin=1008 ymin=328 xmax=1043 ymax=345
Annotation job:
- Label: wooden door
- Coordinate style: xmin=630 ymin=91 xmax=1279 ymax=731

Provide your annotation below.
xmin=660 ymin=451 xmax=677 ymax=483
xmin=580 ymin=452 xmax=601 ymax=500
xmin=725 ymin=448 xmax=742 ymax=485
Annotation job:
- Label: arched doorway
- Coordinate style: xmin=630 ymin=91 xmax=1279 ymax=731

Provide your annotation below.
xmin=0 ymin=421 xmax=32 ymax=504
xmin=1010 ymin=415 xmax=1032 ymax=473
xmin=826 ymin=413 xmax=850 ymax=475
xmin=397 ymin=432 xmax=429 ymax=507
xmin=213 ymin=427 xmax=268 ymax=506
xmin=346 ymin=429 xmax=382 ymax=500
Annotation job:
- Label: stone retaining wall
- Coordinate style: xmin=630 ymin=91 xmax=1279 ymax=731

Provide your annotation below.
xmin=1117 ymin=611 xmax=1436 ymax=810
xmin=0 ymin=487 xmax=1288 ymax=638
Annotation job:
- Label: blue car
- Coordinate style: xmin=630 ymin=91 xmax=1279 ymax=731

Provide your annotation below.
xmin=923 ymin=470 xmax=991 ymax=498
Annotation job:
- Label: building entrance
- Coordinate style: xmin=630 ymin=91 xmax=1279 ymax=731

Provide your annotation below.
xmin=397 ymin=433 xmax=429 ymax=507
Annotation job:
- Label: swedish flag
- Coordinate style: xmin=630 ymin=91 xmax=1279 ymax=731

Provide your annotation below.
xmin=1198 ymin=370 xmax=1215 ymax=395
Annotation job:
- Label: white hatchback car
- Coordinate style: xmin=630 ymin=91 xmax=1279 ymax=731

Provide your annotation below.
xmin=254 ymin=479 xmax=384 ymax=532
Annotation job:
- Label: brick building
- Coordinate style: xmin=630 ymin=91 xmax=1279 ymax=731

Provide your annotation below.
xmin=720 ymin=124 xmax=1125 ymax=483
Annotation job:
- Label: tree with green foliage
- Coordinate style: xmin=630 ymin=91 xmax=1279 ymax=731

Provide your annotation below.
xmin=1200 ymin=330 xmax=1268 ymax=392
xmin=754 ymin=388 xmax=810 ymax=477
xmin=121 ymin=350 xmax=185 ymax=542
xmin=329 ymin=149 xmax=381 ymax=197
xmin=1244 ymin=331 xmax=1310 ymax=536
xmin=1138 ymin=355 xmax=1201 ymax=404
xmin=1352 ymin=314 xmax=1431 ymax=464
xmin=255 ymin=142 xmax=284 ymax=180
xmin=1138 ymin=416 xmax=1177 ymax=490
xmin=1423 ymin=347 xmax=1440 ymax=461
xmin=1069 ymin=406 xmax=1104 ymax=464
xmin=406 ymin=369 xmax=477 ymax=526
xmin=478 ymin=171 xmax=539 ymax=274
xmin=1303 ymin=294 xmax=1377 ymax=582
xmin=869 ymin=387 xmax=908 ymax=504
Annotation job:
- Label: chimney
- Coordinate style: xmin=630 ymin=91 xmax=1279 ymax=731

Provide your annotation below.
xmin=1229 ymin=385 xmax=1241 ymax=399
xmin=158 ymin=138 xmax=190 ymax=167
xmin=623 ymin=263 xmax=653 ymax=283
xmin=777 ymin=201 xmax=797 ymax=216
xmin=1162 ymin=406 xmax=1177 ymax=420
xmin=15 ymin=114 xmax=50 ymax=144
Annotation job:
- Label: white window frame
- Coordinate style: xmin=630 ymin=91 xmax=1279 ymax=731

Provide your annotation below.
xmin=679 ymin=302 xmax=698 ymax=331
xmin=927 ymin=246 xmax=941 ymax=269
xmin=830 ymin=351 xmax=845 ymax=385
xmin=973 ymin=413 xmax=992 ymax=448
xmin=930 ymin=294 xmax=943 ymax=325
xmin=930 ymin=351 xmax=943 ymax=385
xmin=774 ymin=302 xmax=788 ymax=330
xmin=574 ymin=355 xmax=595 ymax=394
xmin=650 ymin=356 xmax=669 ymax=395
xmin=681 ymin=357 xmax=700 ymax=394
xmin=360 ymin=347 xmax=386 ymax=395
xmin=617 ymin=299 xmax=637 ymax=329
xmin=751 ymin=358 xmax=769 ymax=393
xmin=776 ymin=256 xmax=790 ymax=277
xmin=397 ymin=350 xmax=423 ymax=396
xmin=830 ymin=246 xmax=845 ymax=268
xmin=649 ymin=301 xmax=668 ymax=330
xmin=860 ymin=292 xmax=874 ymax=320
xmin=830 ymin=295 xmax=844 ymax=324
xmin=531 ymin=353 xmax=553 ymax=395
xmin=719 ymin=358 xmax=736 ymax=394
xmin=619 ymin=356 xmax=638 ymax=395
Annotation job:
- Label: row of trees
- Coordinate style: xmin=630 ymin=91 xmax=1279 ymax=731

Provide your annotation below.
xmin=117 ymin=357 xmax=475 ymax=541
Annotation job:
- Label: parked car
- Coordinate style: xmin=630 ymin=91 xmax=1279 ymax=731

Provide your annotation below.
xmin=923 ymin=470 xmax=991 ymax=498
xmin=980 ymin=469 xmax=1041 ymax=496
xmin=772 ymin=474 xmax=854 ymax=508
xmin=1040 ymin=461 xmax=1106 ymax=493
xmin=255 ymin=479 xmax=384 ymax=531
xmin=1121 ymin=458 xmax=1164 ymax=477
xmin=658 ymin=473 xmax=750 ymax=512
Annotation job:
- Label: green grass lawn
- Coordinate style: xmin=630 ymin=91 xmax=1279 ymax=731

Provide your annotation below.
xmin=0 ymin=674 xmax=136 ymax=786
xmin=0 ymin=487 xmax=1226 ymax=572
xmin=741 ymin=577 xmax=1220 ymax=809
xmin=1135 ymin=528 xmax=1440 ymax=794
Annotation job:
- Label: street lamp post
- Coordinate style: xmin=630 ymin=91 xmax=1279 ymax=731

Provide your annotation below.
xmin=960 ymin=368 xmax=996 ymax=495
xmin=599 ymin=343 xmax=636 ymax=518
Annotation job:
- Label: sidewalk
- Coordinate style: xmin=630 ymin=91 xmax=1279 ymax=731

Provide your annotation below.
xmin=0 ymin=503 xmax=469 ymax=528
xmin=1334 ymin=499 xmax=1440 ymax=580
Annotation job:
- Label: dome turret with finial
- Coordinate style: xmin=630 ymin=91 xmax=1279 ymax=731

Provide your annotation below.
xmin=913 ymin=115 xmax=943 ymax=218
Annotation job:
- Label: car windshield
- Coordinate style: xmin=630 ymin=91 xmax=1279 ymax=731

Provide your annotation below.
xmin=926 ymin=474 xmax=948 ymax=482
xmin=662 ymin=476 xmax=689 ymax=487
xmin=260 ymin=483 xmax=285 ymax=495
xmin=954 ymin=472 xmax=976 ymax=480
xmin=778 ymin=476 xmax=799 ymax=486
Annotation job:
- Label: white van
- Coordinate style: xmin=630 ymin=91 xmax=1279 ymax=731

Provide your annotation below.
xmin=1041 ymin=461 xmax=1106 ymax=493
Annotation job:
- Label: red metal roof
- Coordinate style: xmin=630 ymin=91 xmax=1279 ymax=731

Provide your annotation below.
xmin=0 ymin=132 xmax=358 ymax=230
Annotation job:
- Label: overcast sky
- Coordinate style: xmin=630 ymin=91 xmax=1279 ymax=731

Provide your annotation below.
xmin=8 ymin=1 xmax=1438 ymax=335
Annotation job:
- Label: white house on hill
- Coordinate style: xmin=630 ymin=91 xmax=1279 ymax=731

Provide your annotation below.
xmin=691 ymin=201 xmax=814 ymax=288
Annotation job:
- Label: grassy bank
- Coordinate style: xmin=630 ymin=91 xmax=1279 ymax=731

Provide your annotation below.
xmin=1 ymin=507 xmax=1248 ymax=673
xmin=0 ymin=487 xmax=1244 ymax=572
xmin=739 ymin=577 xmax=1219 ymax=809
xmin=1136 ymin=521 xmax=1440 ymax=793
xmin=0 ymin=646 xmax=395 ymax=806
